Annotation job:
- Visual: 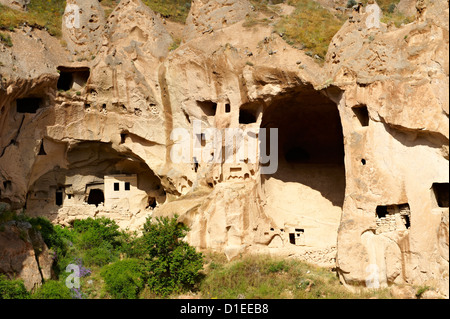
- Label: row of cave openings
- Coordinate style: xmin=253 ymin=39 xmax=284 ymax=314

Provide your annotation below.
xmin=196 ymin=100 xmax=260 ymax=125
xmin=9 ymin=67 xmax=90 ymax=115
xmin=374 ymin=182 xmax=449 ymax=234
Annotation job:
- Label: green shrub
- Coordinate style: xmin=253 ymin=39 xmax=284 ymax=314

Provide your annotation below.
xmin=73 ymin=217 xmax=122 ymax=249
xmin=0 ymin=275 xmax=30 ymax=299
xmin=82 ymin=241 xmax=119 ymax=267
xmin=275 ymin=0 xmax=346 ymax=61
xmin=140 ymin=216 xmax=204 ymax=296
xmin=32 ymin=280 xmax=72 ymax=299
xmin=101 ymin=259 xmax=146 ymax=299
xmin=0 ymin=33 xmax=13 ymax=47
xmin=347 ymin=0 xmax=357 ymax=8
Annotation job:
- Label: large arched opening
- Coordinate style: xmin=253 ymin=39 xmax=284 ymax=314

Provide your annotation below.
xmin=260 ymin=88 xmax=345 ymax=248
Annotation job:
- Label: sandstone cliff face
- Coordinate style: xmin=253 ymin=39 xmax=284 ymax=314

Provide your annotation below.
xmin=325 ymin=0 xmax=449 ymax=296
xmin=0 ymin=218 xmax=53 ymax=291
xmin=0 ymin=0 xmax=448 ymax=297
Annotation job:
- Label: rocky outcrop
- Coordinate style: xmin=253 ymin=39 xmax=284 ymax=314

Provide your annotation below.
xmin=0 ymin=219 xmax=54 ymax=291
xmin=0 ymin=0 xmax=448 ymax=297
xmin=325 ymin=0 xmax=449 ymax=297
xmin=183 ymin=0 xmax=253 ymax=42
xmin=0 ymin=0 xmax=29 ymax=11
xmin=61 ymin=0 xmax=106 ymax=61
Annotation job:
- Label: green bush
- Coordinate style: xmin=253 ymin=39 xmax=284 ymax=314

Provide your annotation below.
xmin=32 ymin=280 xmax=72 ymax=299
xmin=347 ymin=0 xmax=357 ymax=8
xmin=82 ymin=241 xmax=119 ymax=267
xmin=140 ymin=216 xmax=204 ymax=296
xmin=73 ymin=217 xmax=122 ymax=249
xmin=101 ymin=259 xmax=146 ymax=299
xmin=0 ymin=275 xmax=30 ymax=299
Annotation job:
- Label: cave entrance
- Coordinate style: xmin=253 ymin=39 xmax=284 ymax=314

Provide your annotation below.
xmin=57 ymin=66 xmax=90 ymax=91
xmin=260 ymin=88 xmax=346 ymax=248
xmin=87 ymin=189 xmax=104 ymax=207
xmin=16 ymin=98 xmax=42 ymax=113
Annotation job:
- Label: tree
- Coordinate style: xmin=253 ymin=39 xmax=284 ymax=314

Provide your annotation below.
xmin=140 ymin=216 xmax=204 ymax=296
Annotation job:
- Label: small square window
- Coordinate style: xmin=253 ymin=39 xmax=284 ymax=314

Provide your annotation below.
xmin=125 ymin=182 xmax=131 ymax=191
xmin=114 ymin=182 xmax=120 ymax=191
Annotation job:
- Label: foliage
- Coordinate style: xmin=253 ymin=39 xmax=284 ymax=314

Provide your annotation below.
xmin=31 ymin=280 xmax=72 ymax=299
xmin=139 ymin=216 xmax=204 ymax=296
xmin=347 ymin=0 xmax=357 ymax=8
xmin=142 ymin=0 xmax=191 ymax=23
xmin=275 ymin=0 xmax=346 ymax=60
xmin=200 ymin=254 xmax=392 ymax=299
xmin=100 ymin=259 xmax=146 ymax=299
xmin=0 ymin=32 xmax=13 ymax=47
xmin=0 ymin=1 xmax=65 ymax=37
xmin=0 ymin=275 xmax=30 ymax=299
xmin=73 ymin=217 xmax=122 ymax=249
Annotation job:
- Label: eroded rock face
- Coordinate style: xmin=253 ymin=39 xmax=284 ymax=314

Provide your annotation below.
xmin=0 ymin=0 xmax=30 ymax=11
xmin=0 ymin=220 xmax=53 ymax=291
xmin=183 ymin=0 xmax=253 ymax=41
xmin=62 ymin=0 xmax=106 ymax=60
xmin=325 ymin=0 xmax=449 ymax=296
xmin=0 ymin=0 xmax=448 ymax=296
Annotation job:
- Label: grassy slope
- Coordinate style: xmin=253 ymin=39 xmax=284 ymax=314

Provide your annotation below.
xmin=198 ymin=253 xmax=392 ymax=299
xmin=0 ymin=0 xmax=190 ymax=39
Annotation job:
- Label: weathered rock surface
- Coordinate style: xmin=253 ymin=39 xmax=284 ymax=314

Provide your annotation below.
xmin=0 ymin=0 xmax=29 ymax=11
xmin=0 ymin=219 xmax=53 ymax=291
xmin=61 ymin=0 xmax=106 ymax=60
xmin=0 ymin=0 xmax=448 ymax=297
xmin=183 ymin=0 xmax=253 ymax=42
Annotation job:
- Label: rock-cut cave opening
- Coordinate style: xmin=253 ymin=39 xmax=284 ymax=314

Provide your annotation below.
xmin=260 ymin=88 xmax=346 ymax=247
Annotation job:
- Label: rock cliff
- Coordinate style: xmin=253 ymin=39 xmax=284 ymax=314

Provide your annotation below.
xmin=0 ymin=0 xmax=448 ymax=297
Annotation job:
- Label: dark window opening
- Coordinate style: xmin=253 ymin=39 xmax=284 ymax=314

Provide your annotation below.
xmin=361 ymin=158 xmax=366 ymax=165
xmin=433 ymin=183 xmax=449 ymax=208
xmin=285 ymin=147 xmax=310 ymax=163
xmin=124 ymin=182 xmax=131 ymax=191
xmin=55 ymin=191 xmax=63 ymax=206
xmin=403 ymin=215 xmax=411 ymax=229
xmin=38 ymin=141 xmax=46 ymax=155
xmin=289 ymin=233 xmax=296 ymax=245
xmin=102 ymin=104 xmax=107 ymax=110
xmin=3 ymin=180 xmax=11 ymax=190
xmin=193 ymin=157 xmax=199 ymax=173
xmin=376 ymin=206 xmax=388 ymax=218
xmin=120 ymin=133 xmax=127 ymax=144
xmin=87 ymin=189 xmax=104 ymax=207
xmin=197 ymin=101 xmax=217 ymax=116
xmin=148 ymin=197 xmax=157 ymax=209
xmin=352 ymin=105 xmax=369 ymax=127
xmin=114 ymin=182 xmax=120 ymax=191
xmin=16 ymin=98 xmax=42 ymax=113
xmin=239 ymin=109 xmax=257 ymax=124
xmin=57 ymin=68 xmax=90 ymax=91
xmin=197 ymin=134 xmax=206 ymax=147
xmin=57 ymin=72 xmax=73 ymax=91
xmin=225 ymin=103 xmax=231 ymax=113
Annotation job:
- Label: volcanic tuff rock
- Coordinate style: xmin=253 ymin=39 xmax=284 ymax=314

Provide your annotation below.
xmin=0 ymin=0 xmax=448 ymax=297
xmin=0 ymin=0 xmax=29 ymax=11
xmin=0 ymin=218 xmax=54 ymax=291
xmin=62 ymin=0 xmax=106 ymax=60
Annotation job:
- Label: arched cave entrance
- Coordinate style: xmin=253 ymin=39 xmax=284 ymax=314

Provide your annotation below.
xmin=87 ymin=189 xmax=104 ymax=207
xmin=260 ymin=87 xmax=346 ymax=247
